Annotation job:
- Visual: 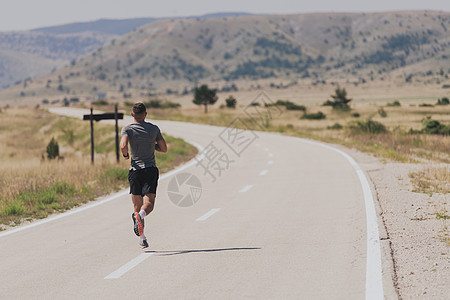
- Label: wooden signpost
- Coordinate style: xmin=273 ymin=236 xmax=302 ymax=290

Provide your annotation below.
xmin=83 ymin=104 xmax=124 ymax=164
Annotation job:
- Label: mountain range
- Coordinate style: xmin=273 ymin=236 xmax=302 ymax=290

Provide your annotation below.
xmin=0 ymin=12 xmax=252 ymax=89
xmin=1 ymin=10 xmax=450 ymax=102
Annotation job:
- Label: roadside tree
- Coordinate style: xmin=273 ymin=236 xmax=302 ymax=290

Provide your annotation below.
xmin=323 ymin=87 xmax=352 ymax=111
xmin=193 ymin=84 xmax=218 ymax=113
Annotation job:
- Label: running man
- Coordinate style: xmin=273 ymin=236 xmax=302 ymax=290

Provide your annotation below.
xmin=120 ymin=102 xmax=167 ymax=248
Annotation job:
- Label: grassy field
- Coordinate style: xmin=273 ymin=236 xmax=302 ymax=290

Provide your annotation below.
xmin=0 ymin=108 xmax=197 ymax=229
xmin=2 ymin=84 xmax=448 ymax=227
xmin=112 ymin=94 xmax=450 ymax=164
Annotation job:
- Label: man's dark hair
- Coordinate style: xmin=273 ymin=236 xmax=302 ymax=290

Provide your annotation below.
xmin=132 ymin=102 xmax=146 ymax=115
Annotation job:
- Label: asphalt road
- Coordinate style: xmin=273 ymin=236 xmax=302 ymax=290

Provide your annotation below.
xmin=0 ymin=108 xmax=384 ymax=299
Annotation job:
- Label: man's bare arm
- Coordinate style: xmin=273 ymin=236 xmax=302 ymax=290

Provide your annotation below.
xmin=155 ymin=137 xmax=167 ymax=153
xmin=120 ymin=135 xmax=130 ymax=159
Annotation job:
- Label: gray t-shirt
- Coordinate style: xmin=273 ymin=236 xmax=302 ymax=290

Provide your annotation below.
xmin=121 ymin=121 xmax=163 ymax=171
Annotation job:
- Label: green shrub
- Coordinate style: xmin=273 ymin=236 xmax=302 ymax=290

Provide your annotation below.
xmin=301 ymin=111 xmax=326 ymax=120
xmin=419 ymin=103 xmax=434 ymax=107
xmin=92 ymin=99 xmax=108 ymax=105
xmin=349 ymin=118 xmax=387 ymax=134
xmin=285 ymin=102 xmax=306 ymax=111
xmin=2 ymin=202 xmax=25 ymax=216
xmin=225 ymin=96 xmax=237 ymax=108
xmin=145 ymin=100 xmax=162 ymax=108
xmin=387 ymin=100 xmax=401 ymax=107
xmin=46 ymin=137 xmax=59 ymax=159
xmin=418 ymin=117 xmax=450 ymax=135
xmin=274 ymin=100 xmax=306 ymax=111
xmin=378 ymin=108 xmax=387 ymax=117
xmin=328 ymin=123 xmax=343 ymax=130
xmin=436 ymin=97 xmax=449 ymax=105
xmin=322 ymin=87 xmax=352 ymax=110
xmin=144 ymin=99 xmax=181 ymax=109
xmin=352 ymin=112 xmax=361 ymax=118
xmin=52 ymin=182 xmax=76 ymax=195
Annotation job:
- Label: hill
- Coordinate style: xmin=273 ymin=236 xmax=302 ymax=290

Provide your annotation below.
xmin=32 ymin=13 xmax=253 ymax=35
xmin=2 ymin=11 xmax=450 ymax=103
xmin=0 ymin=31 xmax=116 ymax=89
xmin=0 ymin=13 xmax=253 ymax=90
xmin=32 ymin=18 xmax=158 ymax=35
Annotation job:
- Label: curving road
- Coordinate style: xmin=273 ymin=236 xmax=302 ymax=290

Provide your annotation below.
xmin=0 ymin=108 xmax=384 ymax=299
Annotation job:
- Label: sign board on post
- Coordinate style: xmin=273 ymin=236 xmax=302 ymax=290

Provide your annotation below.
xmin=83 ymin=105 xmax=124 ymax=164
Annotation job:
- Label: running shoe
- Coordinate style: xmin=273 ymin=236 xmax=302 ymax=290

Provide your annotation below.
xmin=139 ymin=239 xmax=149 ymax=248
xmin=132 ymin=212 xmax=144 ymax=236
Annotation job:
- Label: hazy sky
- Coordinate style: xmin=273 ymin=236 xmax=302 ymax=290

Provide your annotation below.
xmin=1 ymin=0 xmax=449 ymax=31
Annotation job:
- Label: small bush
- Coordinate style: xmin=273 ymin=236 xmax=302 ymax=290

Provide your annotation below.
xmin=349 ymin=118 xmax=387 ymax=134
xmin=352 ymin=112 xmax=360 ymax=118
xmin=387 ymin=100 xmax=401 ymax=107
xmin=301 ymin=111 xmax=326 ymax=120
xmin=46 ymin=137 xmax=59 ymax=160
xmin=144 ymin=99 xmax=180 ymax=109
xmin=378 ymin=108 xmax=387 ymax=117
xmin=52 ymin=182 xmax=76 ymax=195
xmin=436 ymin=97 xmax=449 ymax=105
xmin=417 ymin=117 xmax=450 ymax=135
xmin=322 ymin=87 xmax=352 ymax=110
xmin=285 ymin=102 xmax=306 ymax=111
xmin=92 ymin=99 xmax=108 ymax=106
xmin=328 ymin=123 xmax=343 ymax=130
xmin=225 ymin=96 xmax=237 ymax=108
xmin=2 ymin=202 xmax=25 ymax=216
xmin=419 ymin=103 xmax=434 ymax=107
xmin=274 ymin=100 xmax=306 ymax=111
xmin=145 ymin=100 xmax=162 ymax=108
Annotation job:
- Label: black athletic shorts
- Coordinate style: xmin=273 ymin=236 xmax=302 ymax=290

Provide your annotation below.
xmin=128 ymin=167 xmax=159 ymax=196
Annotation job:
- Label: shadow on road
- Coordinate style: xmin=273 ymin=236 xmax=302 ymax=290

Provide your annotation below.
xmin=145 ymin=247 xmax=261 ymax=256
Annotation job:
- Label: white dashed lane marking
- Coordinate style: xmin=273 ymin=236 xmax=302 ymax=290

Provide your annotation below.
xmin=267 ymin=160 xmax=273 ymax=165
xmin=104 ymin=253 xmax=154 ymax=279
xmin=259 ymin=170 xmax=268 ymax=176
xmin=239 ymin=185 xmax=253 ymax=193
xmin=196 ymin=208 xmax=221 ymax=221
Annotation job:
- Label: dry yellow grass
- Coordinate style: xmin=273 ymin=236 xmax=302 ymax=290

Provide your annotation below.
xmin=0 ymin=107 xmax=197 ymax=228
xmin=128 ymin=92 xmax=450 ymax=164
xmin=409 ymin=167 xmax=450 ymax=195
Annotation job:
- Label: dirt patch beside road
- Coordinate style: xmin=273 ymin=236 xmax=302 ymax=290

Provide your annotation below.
xmin=350 ymin=146 xmax=450 ymax=299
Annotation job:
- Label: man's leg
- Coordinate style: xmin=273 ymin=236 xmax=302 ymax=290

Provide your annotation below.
xmin=131 ymin=194 xmax=145 ymax=237
xmin=131 ymin=194 xmax=144 ymax=213
xmin=141 ymin=193 xmax=156 ymax=215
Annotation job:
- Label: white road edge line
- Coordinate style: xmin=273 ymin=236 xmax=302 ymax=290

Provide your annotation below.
xmin=259 ymin=170 xmax=268 ymax=176
xmin=286 ymin=136 xmax=384 ymax=300
xmin=239 ymin=185 xmax=253 ymax=193
xmin=104 ymin=253 xmax=154 ymax=279
xmin=196 ymin=208 xmax=221 ymax=221
xmin=0 ymin=140 xmax=204 ymax=239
